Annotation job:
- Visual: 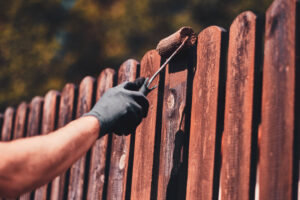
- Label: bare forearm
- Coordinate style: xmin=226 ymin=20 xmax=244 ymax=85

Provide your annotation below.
xmin=0 ymin=116 xmax=99 ymax=197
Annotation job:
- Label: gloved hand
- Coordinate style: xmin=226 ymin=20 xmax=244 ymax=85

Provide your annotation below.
xmin=84 ymin=77 xmax=149 ymax=136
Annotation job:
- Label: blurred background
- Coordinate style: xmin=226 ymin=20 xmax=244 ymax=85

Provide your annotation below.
xmin=0 ymin=0 xmax=272 ymax=112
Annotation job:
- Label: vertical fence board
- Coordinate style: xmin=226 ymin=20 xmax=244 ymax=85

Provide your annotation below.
xmin=157 ymin=58 xmax=190 ymax=199
xmin=1 ymin=107 xmax=15 ymax=141
xmin=34 ymin=91 xmax=60 ymax=200
xmin=106 ymin=60 xmax=138 ymax=200
xmin=220 ymin=11 xmax=256 ymax=200
xmin=259 ymin=0 xmax=296 ymax=199
xmin=131 ymin=50 xmax=162 ymax=200
xmin=68 ymin=76 xmax=95 ymax=200
xmin=19 ymin=97 xmax=43 ymax=200
xmin=0 ymin=114 xmax=3 ymax=139
xmin=13 ymin=102 xmax=28 ymax=140
xmin=87 ymin=68 xmax=115 ymax=200
xmin=50 ymin=84 xmax=77 ymax=200
xmin=186 ymin=26 xmax=225 ymax=200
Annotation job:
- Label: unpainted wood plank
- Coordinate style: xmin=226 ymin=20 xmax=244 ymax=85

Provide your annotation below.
xmin=19 ymin=97 xmax=43 ymax=200
xmin=34 ymin=90 xmax=60 ymax=200
xmin=50 ymin=84 xmax=76 ymax=200
xmin=13 ymin=102 xmax=28 ymax=140
xmin=106 ymin=60 xmax=138 ymax=200
xmin=87 ymin=68 xmax=115 ymax=200
xmin=131 ymin=50 xmax=162 ymax=200
xmin=220 ymin=11 xmax=257 ymax=200
xmin=259 ymin=0 xmax=296 ymax=199
xmin=156 ymin=54 xmax=191 ymax=199
xmin=1 ymin=107 xmax=15 ymax=141
xmin=186 ymin=26 xmax=225 ymax=200
xmin=68 ymin=76 xmax=95 ymax=200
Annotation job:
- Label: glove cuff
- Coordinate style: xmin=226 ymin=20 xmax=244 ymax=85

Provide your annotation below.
xmin=82 ymin=112 xmax=108 ymax=137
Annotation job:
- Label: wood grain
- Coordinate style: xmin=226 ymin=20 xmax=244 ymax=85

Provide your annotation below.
xmin=19 ymin=97 xmax=43 ymax=200
xmin=131 ymin=50 xmax=162 ymax=200
xmin=34 ymin=90 xmax=60 ymax=200
xmin=106 ymin=60 xmax=138 ymax=200
xmin=87 ymin=68 xmax=115 ymax=200
xmin=220 ymin=11 xmax=256 ymax=200
xmin=13 ymin=102 xmax=28 ymax=140
xmin=186 ymin=26 xmax=226 ymax=200
xmin=259 ymin=0 xmax=296 ymax=199
xmin=50 ymin=84 xmax=77 ymax=200
xmin=1 ymin=107 xmax=15 ymax=141
xmin=156 ymin=51 xmax=191 ymax=199
xmin=68 ymin=76 xmax=95 ymax=200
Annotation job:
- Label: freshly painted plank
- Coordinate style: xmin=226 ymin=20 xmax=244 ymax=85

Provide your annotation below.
xmin=259 ymin=0 xmax=296 ymax=199
xmin=220 ymin=11 xmax=256 ymax=200
xmin=34 ymin=90 xmax=60 ymax=200
xmin=87 ymin=68 xmax=115 ymax=200
xmin=50 ymin=84 xmax=77 ymax=200
xmin=131 ymin=50 xmax=162 ymax=200
xmin=13 ymin=102 xmax=28 ymax=140
xmin=106 ymin=60 xmax=138 ymax=200
xmin=19 ymin=97 xmax=43 ymax=200
xmin=1 ymin=107 xmax=15 ymax=141
xmin=68 ymin=76 xmax=95 ymax=200
xmin=186 ymin=26 xmax=226 ymax=200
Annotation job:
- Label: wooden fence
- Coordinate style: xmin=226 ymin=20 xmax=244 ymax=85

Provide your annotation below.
xmin=0 ymin=0 xmax=299 ymax=199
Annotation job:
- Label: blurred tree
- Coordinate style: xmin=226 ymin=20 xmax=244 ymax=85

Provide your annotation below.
xmin=0 ymin=0 xmax=272 ymax=112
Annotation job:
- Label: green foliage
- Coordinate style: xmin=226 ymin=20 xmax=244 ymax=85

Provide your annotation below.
xmin=0 ymin=0 xmax=272 ymax=112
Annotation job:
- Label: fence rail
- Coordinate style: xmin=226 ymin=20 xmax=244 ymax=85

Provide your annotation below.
xmin=0 ymin=0 xmax=299 ymax=199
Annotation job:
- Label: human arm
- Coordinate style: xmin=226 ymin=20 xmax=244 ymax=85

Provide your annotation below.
xmin=0 ymin=78 xmax=149 ymax=198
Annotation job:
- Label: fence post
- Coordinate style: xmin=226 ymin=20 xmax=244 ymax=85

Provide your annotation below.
xmin=87 ymin=68 xmax=115 ymax=200
xmin=13 ymin=102 xmax=28 ymax=140
xmin=186 ymin=26 xmax=226 ymax=200
xmin=50 ymin=84 xmax=77 ymax=200
xmin=34 ymin=90 xmax=60 ymax=200
xmin=259 ymin=0 xmax=296 ymax=199
xmin=1 ymin=107 xmax=15 ymax=141
xmin=131 ymin=50 xmax=162 ymax=200
xmin=68 ymin=76 xmax=96 ymax=200
xmin=220 ymin=11 xmax=257 ymax=200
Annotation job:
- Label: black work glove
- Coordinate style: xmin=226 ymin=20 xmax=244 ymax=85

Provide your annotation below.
xmin=84 ymin=77 xmax=149 ymax=136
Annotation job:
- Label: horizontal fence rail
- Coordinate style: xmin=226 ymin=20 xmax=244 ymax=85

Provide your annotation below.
xmin=0 ymin=0 xmax=298 ymax=199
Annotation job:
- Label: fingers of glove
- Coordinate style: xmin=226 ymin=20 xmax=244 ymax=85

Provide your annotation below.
xmin=123 ymin=90 xmax=149 ymax=117
xmin=127 ymin=101 xmax=143 ymax=125
xmin=123 ymin=77 xmax=146 ymax=91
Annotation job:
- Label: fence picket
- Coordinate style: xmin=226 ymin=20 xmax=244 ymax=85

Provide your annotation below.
xmin=19 ymin=97 xmax=44 ymax=200
xmin=131 ymin=50 xmax=162 ymax=200
xmin=50 ymin=84 xmax=77 ymax=200
xmin=1 ymin=107 xmax=15 ymax=141
xmin=34 ymin=91 xmax=60 ymax=200
xmin=186 ymin=26 xmax=226 ymax=200
xmin=12 ymin=102 xmax=28 ymax=140
xmin=220 ymin=11 xmax=257 ymax=200
xmin=259 ymin=0 xmax=296 ymax=199
xmin=68 ymin=77 xmax=95 ymax=200
xmin=106 ymin=60 xmax=138 ymax=200
xmin=87 ymin=68 xmax=115 ymax=200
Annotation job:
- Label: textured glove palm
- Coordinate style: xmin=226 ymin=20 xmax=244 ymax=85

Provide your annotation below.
xmin=85 ymin=78 xmax=149 ymax=135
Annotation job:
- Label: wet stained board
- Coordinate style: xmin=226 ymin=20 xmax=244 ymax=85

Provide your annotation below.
xmin=13 ymin=102 xmax=28 ymax=140
xmin=106 ymin=60 xmax=138 ymax=200
xmin=1 ymin=107 xmax=15 ymax=141
xmin=34 ymin=91 xmax=60 ymax=200
xmin=19 ymin=97 xmax=44 ymax=200
xmin=186 ymin=26 xmax=226 ymax=200
xmin=131 ymin=50 xmax=162 ymax=200
xmin=50 ymin=84 xmax=77 ymax=200
xmin=259 ymin=0 xmax=296 ymax=199
xmin=156 ymin=54 xmax=191 ymax=199
xmin=87 ymin=68 xmax=115 ymax=200
xmin=68 ymin=77 xmax=95 ymax=200
xmin=220 ymin=11 xmax=257 ymax=200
